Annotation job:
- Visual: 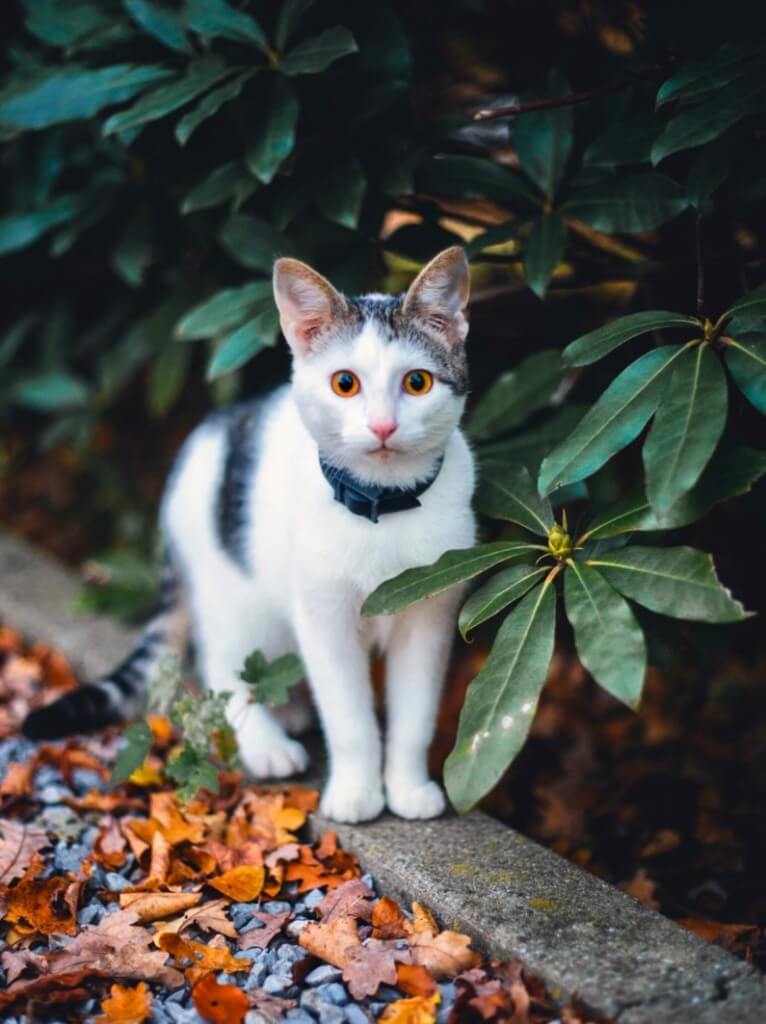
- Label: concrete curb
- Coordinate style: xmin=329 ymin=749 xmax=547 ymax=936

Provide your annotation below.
xmin=2 ymin=530 xmax=764 ymax=1022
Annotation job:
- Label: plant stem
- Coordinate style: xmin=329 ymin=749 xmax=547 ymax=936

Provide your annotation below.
xmin=695 ymin=211 xmax=705 ymax=317
xmin=473 ymin=65 xmax=669 ymax=122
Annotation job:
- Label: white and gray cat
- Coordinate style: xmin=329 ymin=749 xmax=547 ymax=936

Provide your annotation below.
xmin=23 ymin=246 xmax=477 ymax=823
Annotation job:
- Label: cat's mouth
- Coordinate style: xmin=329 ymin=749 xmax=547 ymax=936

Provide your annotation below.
xmin=367 ymin=444 xmax=402 ymax=458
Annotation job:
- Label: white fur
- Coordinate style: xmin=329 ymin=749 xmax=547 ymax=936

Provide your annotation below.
xmin=161 ymin=317 xmax=475 ymax=823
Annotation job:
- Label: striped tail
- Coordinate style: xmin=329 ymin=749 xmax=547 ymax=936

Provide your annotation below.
xmin=22 ymin=552 xmax=188 ymax=741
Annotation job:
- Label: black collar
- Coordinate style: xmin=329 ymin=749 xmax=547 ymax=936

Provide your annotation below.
xmin=319 ymin=454 xmax=444 ymax=523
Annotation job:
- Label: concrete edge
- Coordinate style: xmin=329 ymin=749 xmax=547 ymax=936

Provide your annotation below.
xmin=1 ymin=529 xmax=764 ymax=1023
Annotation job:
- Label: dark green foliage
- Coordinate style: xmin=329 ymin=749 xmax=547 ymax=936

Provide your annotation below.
xmin=111 ymin=720 xmax=153 ymax=782
xmin=240 ymin=650 xmax=305 ymax=707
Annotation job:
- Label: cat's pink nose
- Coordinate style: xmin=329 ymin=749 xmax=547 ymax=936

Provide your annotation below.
xmin=369 ymin=419 xmax=398 ymax=442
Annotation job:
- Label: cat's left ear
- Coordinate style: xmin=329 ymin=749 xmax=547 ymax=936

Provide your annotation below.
xmin=273 ymin=258 xmax=349 ymax=357
xmin=402 ymin=246 xmax=470 ymax=346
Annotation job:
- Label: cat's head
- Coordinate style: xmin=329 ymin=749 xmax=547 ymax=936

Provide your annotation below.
xmin=272 ymin=247 xmax=470 ymax=487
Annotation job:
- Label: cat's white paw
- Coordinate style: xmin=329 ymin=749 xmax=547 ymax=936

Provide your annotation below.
xmin=240 ymin=736 xmax=309 ymax=779
xmin=386 ymin=779 xmax=446 ymax=820
xmin=320 ymin=777 xmax=385 ymax=823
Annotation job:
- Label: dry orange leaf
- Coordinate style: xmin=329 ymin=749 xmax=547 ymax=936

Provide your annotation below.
xmin=0 ymin=761 xmax=34 ymax=797
xmin=380 ymin=993 xmax=440 ymax=1024
xmin=299 ymin=914 xmax=361 ymax=968
xmin=372 ymin=896 xmax=410 ymax=940
xmin=192 ymin=971 xmax=249 ymax=1024
xmin=410 ymin=929 xmax=480 ymax=980
xmin=411 ymin=902 xmax=439 ymax=936
xmin=208 ymin=864 xmax=265 ymax=901
xmin=96 ymin=982 xmax=152 ymax=1024
xmin=119 ymin=890 xmax=202 ymax=923
xmin=153 ymin=898 xmax=237 ymax=945
xmin=158 ymin=933 xmax=249 ymax=985
xmin=3 ymin=872 xmax=79 ymax=936
xmin=396 ymin=963 xmax=438 ymax=998
xmin=93 ymin=816 xmax=128 ymax=870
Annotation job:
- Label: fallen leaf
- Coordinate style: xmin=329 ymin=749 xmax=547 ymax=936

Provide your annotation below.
xmin=208 ymin=864 xmax=265 ymax=901
xmin=677 ymin=917 xmax=759 ymax=948
xmin=412 ymin=902 xmax=439 ymax=936
xmin=380 ymin=993 xmax=440 ymax=1023
xmin=2 ymin=870 xmax=79 ymax=936
xmin=317 ymin=878 xmax=375 ymax=923
xmin=158 ymin=932 xmax=249 ymax=985
xmin=0 ymin=760 xmax=34 ymax=797
xmin=119 ymin=890 xmax=202 ymax=923
xmin=342 ymin=938 xmax=408 ymax=1000
xmin=299 ymin=914 xmax=361 ymax=968
xmin=0 ymin=947 xmax=48 ymax=984
xmin=396 ymin=962 xmax=438 ymax=998
xmin=0 ymin=819 xmax=49 ymax=883
xmin=147 ymin=829 xmax=171 ymax=885
xmin=248 ymin=989 xmax=298 ymax=1023
xmin=410 ymin=929 xmax=480 ymax=979
xmin=153 ymin=898 xmax=236 ymax=944
xmin=372 ymin=896 xmax=411 ymax=939
xmin=237 ymin=909 xmax=291 ymax=950
xmin=192 ymin=972 xmax=249 ymax=1024
xmin=96 ymin=981 xmax=152 ymax=1024
xmin=94 ymin=815 xmax=129 ymax=870
xmin=619 ymin=869 xmax=659 ymax=910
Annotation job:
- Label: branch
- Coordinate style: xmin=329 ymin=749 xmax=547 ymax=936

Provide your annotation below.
xmin=473 ymin=66 xmax=668 ymax=122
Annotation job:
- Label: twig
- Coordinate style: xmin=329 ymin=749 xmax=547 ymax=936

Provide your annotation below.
xmin=473 ymin=65 xmax=669 ymax=122
xmin=695 ymin=210 xmax=704 ymax=317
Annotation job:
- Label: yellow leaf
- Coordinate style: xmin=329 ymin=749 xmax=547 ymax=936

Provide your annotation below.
xmin=380 ymin=993 xmax=440 ymax=1024
xmin=119 ymin=891 xmax=202 ymax=923
xmin=129 ymin=760 xmax=164 ymax=787
xmin=96 ymin=982 xmax=152 ymax=1024
xmin=208 ymin=864 xmax=265 ymax=901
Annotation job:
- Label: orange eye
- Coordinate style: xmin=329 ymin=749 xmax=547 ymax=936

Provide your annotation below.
xmin=331 ymin=370 xmax=360 ymax=397
xmin=403 ymin=370 xmax=433 ymax=396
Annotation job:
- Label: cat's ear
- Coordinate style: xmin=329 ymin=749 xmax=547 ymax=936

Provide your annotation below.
xmin=402 ymin=246 xmax=470 ymax=346
xmin=273 ymin=258 xmax=348 ymax=356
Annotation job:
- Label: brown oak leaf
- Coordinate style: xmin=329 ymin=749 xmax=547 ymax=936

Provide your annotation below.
xmin=342 ymin=938 xmax=411 ymax=1000
xmin=299 ymin=914 xmax=361 ymax=967
xmin=237 ymin=909 xmax=291 ymax=950
xmin=317 ymin=878 xmax=376 ymax=924
xmin=410 ymin=929 xmax=480 ymax=980
xmin=153 ymin=898 xmax=236 ymax=944
xmin=93 ymin=816 xmax=128 ymax=870
xmin=0 ymin=819 xmax=49 ymax=883
xmin=119 ymin=890 xmax=202 ymax=923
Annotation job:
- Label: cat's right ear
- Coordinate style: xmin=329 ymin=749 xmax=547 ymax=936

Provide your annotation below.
xmin=273 ymin=258 xmax=348 ymax=357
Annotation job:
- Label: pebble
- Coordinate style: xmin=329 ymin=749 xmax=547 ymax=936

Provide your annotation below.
xmin=316 ymin=981 xmax=349 ymax=1006
xmin=277 ymin=944 xmax=306 ymax=964
xmin=285 ymin=1011 xmax=317 ymax=1024
xmin=263 ymin=973 xmax=293 ymax=994
xmin=346 ymin=1006 xmax=372 ymax=1024
xmin=230 ymin=901 xmax=262 ymax=930
xmin=361 ymin=873 xmax=375 ymax=892
xmin=166 ymin=1005 xmax=206 ymax=1024
xmin=54 ymin=840 xmax=88 ymax=874
xmin=105 ymin=871 xmax=131 ymax=892
xmin=71 ymin=766 xmax=105 ymax=793
xmin=376 ymin=984 xmax=400 ymax=1003
xmin=245 ymin=962 xmax=269 ymax=990
xmin=262 ymin=899 xmax=292 ymax=915
xmin=286 ymin=918 xmax=310 ymax=938
xmin=304 ymin=888 xmax=325 ymax=909
xmin=77 ymin=901 xmax=104 ymax=928
xmin=39 ymin=783 xmax=71 ymax=804
xmin=306 ymin=964 xmax=343 ymax=986
xmin=301 ymin=991 xmax=347 ymax=1024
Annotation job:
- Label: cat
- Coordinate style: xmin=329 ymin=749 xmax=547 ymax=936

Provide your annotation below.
xmin=23 ymin=246 xmax=477 ymax=823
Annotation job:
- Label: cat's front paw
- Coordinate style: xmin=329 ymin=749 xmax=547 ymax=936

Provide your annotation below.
xmin=240 ymin=737 xmax=309 ymax=779
xmin=320 ymin=776 xmax=385 ymax=823
xmin=386 ymin=779 xmax=446 ymax=820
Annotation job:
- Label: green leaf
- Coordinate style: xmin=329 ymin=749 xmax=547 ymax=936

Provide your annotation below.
xmin=185 ymin=0 xmax=268 ymax=51
xmin=539 ymin=346 xmax=685 ymax=496
xmin=417 ymin=155 xmax=537 ymax=207
xmin=514 ymin=70 xmax=573 ymax=202
xmin=0 ymin=315 xmax=38 ymax=372
xmin=206 ymin=307 xmax=279 ymax=380
xmin=524 ymin=212 xmax=567 ymax=298
xmin=148 ymin=340 xmax=192 ymax=415
xmin=175 ymin=282 xmax=272 ymax=340
xmin=11 ymin=371 xmax=89 ymax=411
xmin=246 ymin=78 xmax=299 ymax=184
xmin=722 ymin=283 xmax=766 ymax=321
xmin=166 ymin=743 xmax=220 ymax=803
xmin=0 ymin=65 xmax=172 ymax=130
xmin=583 ymin=446 xmax=766 ymax=540
xmin=652 ymin=67 xmax=766 ymax=163
xmin=176 ymin=71 xmax=254 ymax=146
xmin=316 ymin=158 xmax=366 ymax=229
xmin=274 ymin=0 xmax=316 ymax=50
xmin=643 ymin=345 xmax=728 ymax=514
xmin=563 ymin=310 xmax=700 ymax=367
xmin=656 ymin=41 xmax=765 ymax=107
xmin=445 ymin=579 xmax=556 ymax=813
xmin=562 ymin=173 xmax=688 ymax=233
xmin=686 ymin=135 xmax=741 ymax=207
xmin=476 ymin=405 xmax=587 ymax=472
xmin=724 ymin=336 xmax=766 ymax=414
xmin=468 ymin=350 xmax=563 ymax=440
xmin=111 ymin=720 xmax=153 ymax=783
xmin=123 ymin=0 xmax=191 ymax=53
xmin=219 ymin=214 xmax=289 ymax=272
xmin=361 ymin=541 xmax=540 ymax=617
xmin=182 ymin=161 xmax=257 ymax=214
xmin=240 ymin=650 xmax=305 ymax=706
xmin=0 ymin=195 xmax=84 ymax=256
xmin=459 ymin=565 xmax=546 ymax=640
xmin=584 ymin=110 xmax=657 ymax=167
xmin=22 ymin=0 xmax=111 ymax=46
xmin=589 ymin=545 xmax=749 ymax=623
xmin=103 ymin=60 xmax=232 ymax=136
xmin=475 ymin=463 xmax=553 ymax=536
xmin=565 ymin=563 xmax=646 ymax=708
xmin=279 ymin=26 xmax=358 ymax=76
